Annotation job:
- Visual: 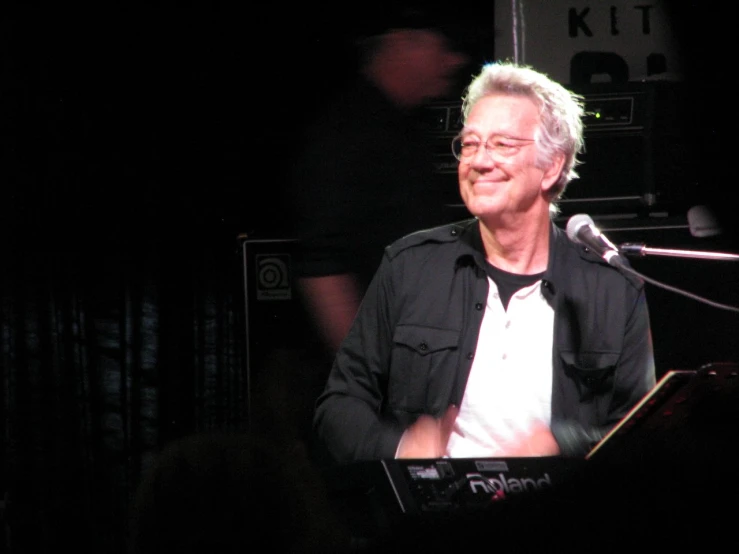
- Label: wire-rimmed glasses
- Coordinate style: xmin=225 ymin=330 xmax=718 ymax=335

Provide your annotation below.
xmin=451 ymin=133 xmax=536 ymax=163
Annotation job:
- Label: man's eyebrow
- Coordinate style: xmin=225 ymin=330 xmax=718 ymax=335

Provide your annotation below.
xmin=458 ymin=127 xmax=480 ymax=136
xmin=458 ymin=130 xmax=534 ymax=141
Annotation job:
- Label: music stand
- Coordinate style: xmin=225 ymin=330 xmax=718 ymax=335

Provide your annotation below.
xmin=586 ymin=361 xmax=739 ymax=461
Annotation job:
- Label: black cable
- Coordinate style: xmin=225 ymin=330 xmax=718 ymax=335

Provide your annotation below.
xmin=617 ymin=263 xmax=739 ymax=314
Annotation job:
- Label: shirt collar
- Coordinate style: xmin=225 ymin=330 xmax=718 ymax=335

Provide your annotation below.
xmin=453 ymin=219 xmax=565 ymax=294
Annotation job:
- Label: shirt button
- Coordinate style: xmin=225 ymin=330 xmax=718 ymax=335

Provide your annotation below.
xmin=505 ymin=320 xmax=511 ymax=329
xmin=493 ymin=292 xmax=499 ymax=299
xmin=466 ymin=352 xmax=473 ymax=360
xmin=475 ymin=302 xmax=483 ymax=311
xmin=502 ymin=353 xmax=507 ymax=360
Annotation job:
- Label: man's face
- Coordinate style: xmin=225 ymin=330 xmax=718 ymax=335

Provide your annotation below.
xmin=457 ymin=93 xmax=561 ymax=223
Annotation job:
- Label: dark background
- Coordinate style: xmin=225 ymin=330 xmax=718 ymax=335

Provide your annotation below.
xmin=1 ymin=3 xmax=737 ymax=553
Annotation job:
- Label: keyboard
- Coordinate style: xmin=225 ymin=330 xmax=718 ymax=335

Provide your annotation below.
xmin=325 ymin=455 xmax=586 ymax=517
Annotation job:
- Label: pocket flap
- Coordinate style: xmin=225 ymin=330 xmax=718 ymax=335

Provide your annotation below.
xmin=560 ymin=351 xmax=619 ymax=370
xmin=560 ymin=350 xmax=619 ymax=385
xmin=393 ymin=324 xmax=459 ymax=355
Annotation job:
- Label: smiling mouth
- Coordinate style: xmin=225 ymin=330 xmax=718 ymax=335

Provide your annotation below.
xmin=472 ymin=179 xmax=502 ymax=188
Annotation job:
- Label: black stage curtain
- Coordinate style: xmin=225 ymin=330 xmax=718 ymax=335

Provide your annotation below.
xmin=0 ymin=7 xmax=325 ymax=552
xmin=0 ymin=232 xmax=248 ymax=553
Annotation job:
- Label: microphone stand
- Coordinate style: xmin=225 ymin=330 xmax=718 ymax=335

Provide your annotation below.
xmin=619 ymin=243 xmax=739 ymax=262
xmin=614 ymin=243 xmax=739 ymax=314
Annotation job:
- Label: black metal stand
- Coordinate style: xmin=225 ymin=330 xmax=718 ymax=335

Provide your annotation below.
xmin=619 ymin=242 xmax=739 ymax=261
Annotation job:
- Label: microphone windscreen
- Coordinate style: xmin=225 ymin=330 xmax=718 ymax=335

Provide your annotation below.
xmin=566 ymin=213 xmax=595 ymax=243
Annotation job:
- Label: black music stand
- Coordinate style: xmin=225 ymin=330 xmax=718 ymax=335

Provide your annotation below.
xmin=586 ymin=361 xmax=739 ymax=461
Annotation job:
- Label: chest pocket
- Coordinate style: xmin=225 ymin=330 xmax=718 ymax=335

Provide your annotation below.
xmin=389 ymin=324 xmax=460 ymax=411
xmin=393 ymin=324 xmax=459 ymax=355
xmin=561 ymin=350 xmax=620 ymax=397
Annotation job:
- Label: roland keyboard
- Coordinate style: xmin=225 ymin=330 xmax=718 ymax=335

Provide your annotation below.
xmin=324 ymin=455 xmax=587 ymax=517
xmin=381 ymin=456 xmax=585 ymax=514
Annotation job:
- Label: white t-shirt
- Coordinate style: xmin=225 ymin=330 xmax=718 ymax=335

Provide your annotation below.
xmin=445 ymin=276 xmax=554 ymax=457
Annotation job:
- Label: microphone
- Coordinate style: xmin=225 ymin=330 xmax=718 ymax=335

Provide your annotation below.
xmin=566 ymin=214 xmax=624 ymax=267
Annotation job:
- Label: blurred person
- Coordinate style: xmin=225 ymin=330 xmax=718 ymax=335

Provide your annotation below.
xmin=282 ymin=7 xmax=469 ymax=456
xmin=289 ymin=8 xmax=468 ymax=356
xmin=312 ymin=61 xmax=657 ymax=464
xmin=127 ymin=430 xmax=353 ymax=554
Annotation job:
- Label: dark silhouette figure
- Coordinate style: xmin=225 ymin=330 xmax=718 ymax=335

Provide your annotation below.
xmin=127 ymin=431 xmax=353 ymax=554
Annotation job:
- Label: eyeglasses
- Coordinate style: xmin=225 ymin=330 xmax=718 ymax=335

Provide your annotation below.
xmin=451 ymin=133 xmax=536 ymax=163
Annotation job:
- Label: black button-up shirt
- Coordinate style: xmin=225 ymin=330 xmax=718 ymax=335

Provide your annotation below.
xmin=313 ymin=218 xmax=656 ymax=464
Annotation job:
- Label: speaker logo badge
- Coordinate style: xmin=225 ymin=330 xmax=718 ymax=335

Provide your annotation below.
xmin=255 ymin=254 xmax=292 ymax=301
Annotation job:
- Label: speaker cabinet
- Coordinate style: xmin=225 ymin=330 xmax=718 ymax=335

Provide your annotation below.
xmin=240 ymin=237 xmax=303 ymax=420
xmin=562 ymin=80 xmax=694 ymax=216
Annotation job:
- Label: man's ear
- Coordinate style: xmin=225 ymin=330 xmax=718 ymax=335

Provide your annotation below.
xmin=541 ymin=153 xmax=565 ymax=194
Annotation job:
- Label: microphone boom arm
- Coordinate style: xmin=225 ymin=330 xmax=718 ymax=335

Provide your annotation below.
xmin=619 ymin=243 xmax=739 ymax=262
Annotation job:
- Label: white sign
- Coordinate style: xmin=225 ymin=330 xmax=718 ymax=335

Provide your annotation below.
xmin=494 ymin=1 xmax=683 ymax=84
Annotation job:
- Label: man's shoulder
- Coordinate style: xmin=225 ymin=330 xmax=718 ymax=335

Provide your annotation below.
xmin=551 ymin=224 xmax=644 ymax=291
xmin=386 ymin=219 xmax=478 ymax=258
